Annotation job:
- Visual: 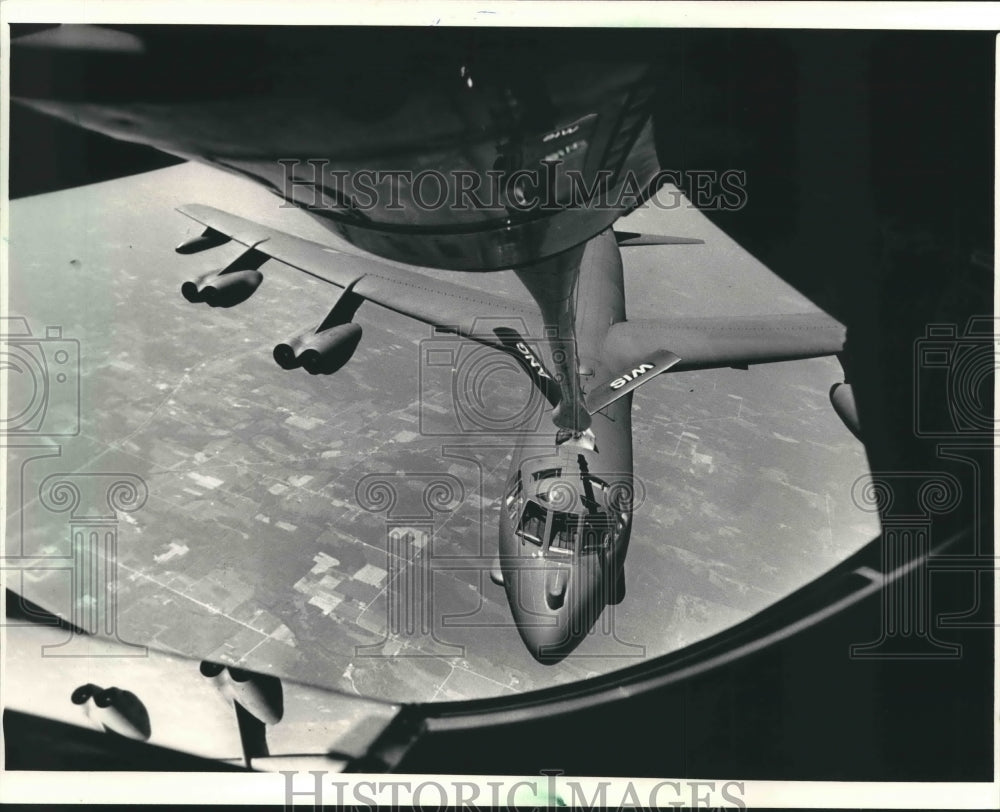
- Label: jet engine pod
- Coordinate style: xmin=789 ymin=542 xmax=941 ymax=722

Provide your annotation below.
xmin=70 ymin=683 xmax=152 ymax=741
xmin=181 ymin=269 xmax=263 ymax=307
xmin=273 ymin=322 xmax=362 ymax=375
xmin=199 ymin=660 xmax=284 ymax=725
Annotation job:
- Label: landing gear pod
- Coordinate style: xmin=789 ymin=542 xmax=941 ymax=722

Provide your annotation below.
xmin=175 ymin=226 xmax=230 ymax=254
xmin=830 ymin=382 xmax=862 ymax=441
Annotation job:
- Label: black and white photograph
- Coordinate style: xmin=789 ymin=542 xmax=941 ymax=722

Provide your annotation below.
xmin=1 ymin=3 xmax=996 ymax=808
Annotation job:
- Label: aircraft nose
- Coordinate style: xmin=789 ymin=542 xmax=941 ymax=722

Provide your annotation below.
xmin=506 ymin=561 xmax=603 ymax=664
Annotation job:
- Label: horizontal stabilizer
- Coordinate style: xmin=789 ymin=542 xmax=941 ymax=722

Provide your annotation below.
xmin=613 ymin=230 xmax=704 ymax=247
xmin=585 ymin=349 xmax=681 ymax=414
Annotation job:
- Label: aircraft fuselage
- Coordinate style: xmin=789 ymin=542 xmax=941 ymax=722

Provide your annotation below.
xmin=498 ymin=229 xmax=636 ymax=662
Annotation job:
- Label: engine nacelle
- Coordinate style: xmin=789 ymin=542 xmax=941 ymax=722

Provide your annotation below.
xmin=273 ymin=322 xmax=362 ymax=375
xmin=199 ymin=661 xmax=284 ymax=725
xmin=71 ymin=683 xmax=152 ymax=741
xmin=181 ymin=269 xmax=263 ymax=307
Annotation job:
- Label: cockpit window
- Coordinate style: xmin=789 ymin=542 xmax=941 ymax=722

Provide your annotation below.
xmin=505 ymin=471 xmax=523 ymax=523
xmin=548 ymin=511 xmax=578 ymax=554
xmin=532 ymin=467 xmax=562 ymax=482
xmin=516 ymin=500 xmax=546 ymax=546
xmin=514 ymin=492 xmax=629 ymax=556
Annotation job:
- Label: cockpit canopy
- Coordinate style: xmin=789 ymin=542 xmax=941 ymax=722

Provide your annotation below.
xmin=504 ymin=465 xmax=628 ymax=557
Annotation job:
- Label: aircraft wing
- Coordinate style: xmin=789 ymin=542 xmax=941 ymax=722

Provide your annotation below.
xmin=602 ymin=313 xmax=847 ymax=372
xmin=586 ymin=313 xmax=846 ymax=414
xmin=176 ymin=203 xmax=543 ymax=350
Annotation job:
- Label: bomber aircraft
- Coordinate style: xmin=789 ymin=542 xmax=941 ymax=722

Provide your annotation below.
xmin=171 ymin=202 xmax=846 ymax=661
